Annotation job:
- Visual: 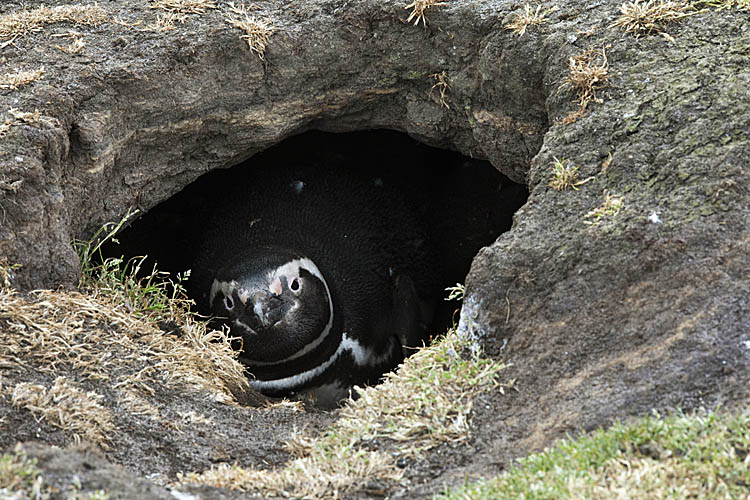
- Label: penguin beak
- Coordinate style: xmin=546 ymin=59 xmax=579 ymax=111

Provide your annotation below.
xmin=249 ymin=291 xmax=285 ymax=328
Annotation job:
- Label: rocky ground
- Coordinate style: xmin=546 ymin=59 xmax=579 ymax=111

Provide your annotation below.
xmin=1 ymin=0 xmax=748 ymax=498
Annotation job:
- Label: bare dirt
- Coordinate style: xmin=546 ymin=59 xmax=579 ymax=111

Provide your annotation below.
xmin=1 ymin=0 xmax=748 ymax=498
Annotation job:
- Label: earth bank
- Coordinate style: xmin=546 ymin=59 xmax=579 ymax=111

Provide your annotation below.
xmin=0 ymin=0 xmax=749 ymax=498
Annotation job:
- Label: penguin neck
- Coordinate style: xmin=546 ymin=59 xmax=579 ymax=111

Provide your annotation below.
xmin=240 ymin=310 xmax=344 ymax=382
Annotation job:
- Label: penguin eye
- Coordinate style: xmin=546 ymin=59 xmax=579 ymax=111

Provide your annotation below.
xmin=224 ymin=295 xmax=234 ymax=310
xmin=290 ymin=277 xmax=301 ymax=293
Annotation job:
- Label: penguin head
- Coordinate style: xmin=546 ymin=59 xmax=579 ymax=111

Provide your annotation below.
xmin=209 ymin=249 xmax=334 ymax=363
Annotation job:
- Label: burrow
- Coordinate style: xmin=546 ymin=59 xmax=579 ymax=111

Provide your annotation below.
xmin=105 ymin=129 xmax=532 ymax=336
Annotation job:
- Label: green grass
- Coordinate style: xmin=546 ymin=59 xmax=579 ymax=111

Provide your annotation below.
xmin=549 ymin=157 xmax=580 ymax=191
xmin=1 ymin=447 xmax=112 ymax=499
xmin=438 ymin=410 xmax=750 ymax=500
xmin=73 ymin=208 xmax=193 ymax=322
xmin=0 ymin=447 xmax=49 ymax=498
xmin=583 ymin=189 xmax=624 ymax=225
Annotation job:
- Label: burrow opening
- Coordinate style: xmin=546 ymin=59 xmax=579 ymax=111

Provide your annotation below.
xmin=108 ymin=129 xmax=528 ymax=390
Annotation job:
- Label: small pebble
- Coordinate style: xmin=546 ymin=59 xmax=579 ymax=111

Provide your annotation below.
xmin=648 ymin=212 xmax=662 ymax=224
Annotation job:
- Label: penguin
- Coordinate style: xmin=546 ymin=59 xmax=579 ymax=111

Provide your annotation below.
xmin=190 ymin=164 xmax=438 ymax=407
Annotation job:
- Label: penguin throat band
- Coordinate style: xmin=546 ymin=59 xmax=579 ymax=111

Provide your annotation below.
xmin=248 ymin=332 xmax=395 ymax=393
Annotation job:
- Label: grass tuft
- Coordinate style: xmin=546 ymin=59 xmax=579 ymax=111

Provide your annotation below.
xmin=611 ymin=0 xmax=694 ymax=37
xmin=562 ymin=48 xmax=609 ymax=124
xmin=8 ymin=108 xmax=42 ymax=125
xmin=505 ymin=4 xmax=558 ymax=36
xmin=0 ymin=286 xmax=251 ymax=400
xmin=1 ymin=108 xmax=61 ymax=138
xmin=702 ymin=0 xmax=750 ymax=9
xmin=549 ymin=157 xmax=579 ymax=190
xmin=55 ymin=38 xmax=86 ymax=54
xmin=1 ymin=210 xmax=252 ymax=410
xmin=11 ymin=377 xmax=116 ymax=448
xmin=181 ymin=328 xmax=511 ymax=498
xmin=150 ymin=0 xmax=217 ymax=15
xmin=584 ymin=189 xmax=624 ymax=224
xmin=72 ymin=211 xmax=251 ymax=402
xmin=0 ymin=213 xmax=256 ymax=458
xmin=226 ymin=3 xmax=275 ymax=60
xmin=0 ymin=260 xmax=21 ymax=288
xmin=74 ymin=208 xmax=193 ymax=324
xmin=405 ymin=0 xmax=448 ymax=27
xmin=149 ymin=0 xmax=217 ymax=28
xmin=439 ymin=410 xmax=750 ymax=500
xmin=549 ymin=157 xmax=595 ymax=191
xmin=0 ymin=119 xmax=10 ymax=137
xmin=0 ymin=67 xmax=44 ymax=90
xmin=429 ymin=71 xmax=450 ymax=109
xmin=0 ymin=445 xmax=51 ymax=499
xmin=0 ymin=4 xmax=107 ymax=41
xmin=444 ymin=283 xmax=465 ymax=302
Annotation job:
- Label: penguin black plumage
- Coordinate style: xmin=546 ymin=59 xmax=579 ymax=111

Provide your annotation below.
xmin=190 ymin=164 xmax=438 ymax=407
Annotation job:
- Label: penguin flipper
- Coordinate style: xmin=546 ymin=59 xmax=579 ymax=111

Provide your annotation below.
xmin=391 ymin=274 xmax=428 ymax=357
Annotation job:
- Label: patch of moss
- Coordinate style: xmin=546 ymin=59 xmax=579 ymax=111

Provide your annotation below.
xmin=438 ymin=410 xmax=750 ymax=500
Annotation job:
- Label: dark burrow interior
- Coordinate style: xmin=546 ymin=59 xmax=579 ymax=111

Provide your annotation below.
xmin=107 ymin=129 xmax=528 ymax=347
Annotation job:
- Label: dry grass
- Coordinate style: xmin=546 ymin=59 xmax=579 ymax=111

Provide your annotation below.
xmin=405 ymin=0 xmax=448 ymax=27
xmin=151 ymin=0 xmax=217 ymax=15
xmin=149 ymin=0 xmax=217 ymax=29
xmin=70 ymin=211 xmax=251 ymax=402
xmin=181 ymin=329 xmax=511 ymax=498
xmin=336 ymin=334 xmax=511 ymax=451
xmin=562 ymin=48 xmax=609 ymax=124
xmin=151 ymin=13 xmax=184 ymax=30
xmin=577 ymin=23 xmax=600 ymax=37
xmin=0 ymin=118 xmax=11 ymax=137
xmin=707 ymin=0 xmax=750 ymax=9
xmin=611 ymin=0 xmax=694 ymax=37
xmin=2 ymin=108 xmax=59 ymax=132
xmin=0 ymin=288 xmax=140 ymax=382
xmin=505 ymin=4 xmax=558 ymax=36
xmin=0 ymin=4 xmax=107 ymax=41
xmin=0 ymin=67 xmax=44 ymax=90
xmin=429 ymin=71 xmax=450 ymax=109
xmin=0 ymin=216 xmax=255 ymax=467
xmin=601 ymin=151 xmax=614 ymax=174
xmin=0 ymin=285 xmax=252 ymax=450
xmin=147 ymin=315 xmax=251 ymax=404
xmin=584 ymin=189 xmax=624 ymax=224
xmin=8 ymin=108 xmax=42 ymax=125
xmin=55 ymin=38 xmax=86 ymax=54
xmin=11 ymin=377 xmax=116 ymax=448
xmin=0 ymin=287 xmax=250 ymax=404
xmin=117 ymin=390 xmax=162 ymax=418
xmin=226 ymin=3 xmax=275 ymax=60
xmin=0 ymin=108 xmax=61 ymax=139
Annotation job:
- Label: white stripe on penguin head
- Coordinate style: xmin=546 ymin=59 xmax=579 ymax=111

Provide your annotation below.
xmin=248 ymin=257 xmax=335 ymax=366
